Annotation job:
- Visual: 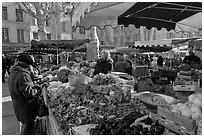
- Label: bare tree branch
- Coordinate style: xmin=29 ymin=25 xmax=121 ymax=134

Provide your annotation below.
xmin=18 ymin=2 xmax=38 ymax=19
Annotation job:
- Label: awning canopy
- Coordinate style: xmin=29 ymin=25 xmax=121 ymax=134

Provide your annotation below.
xmin=73 ymin=2 xmax=201 ymax=34
xmin=118 ymin=2 xmax=202 ymax=32
xmin=31 ymin=39 xmax=90 ymax=50
xmin=175 ymin=12 xmax=202 ymax=34
xmin=72 ymin=2 xmax=135 ymax=30
xmin=188 ymin=39 xmax=202 ymax=48
xmin=73 ymin=44 xmax=114 ymax=52
xmin=109 ymin=47 xmax=139 ymax=54
xmin=126 ymin=38 xmax=198 ymax=52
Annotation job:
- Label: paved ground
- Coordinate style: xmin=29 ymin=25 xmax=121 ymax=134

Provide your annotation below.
xmin=2 ymin=79 xmax=20 ymax=135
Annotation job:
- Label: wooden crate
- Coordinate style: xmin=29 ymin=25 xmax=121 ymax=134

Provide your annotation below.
xmin=158 ymin=107 xmax=197 ymax=135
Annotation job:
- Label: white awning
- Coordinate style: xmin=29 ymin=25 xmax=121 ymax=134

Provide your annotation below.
xmin=175 ymin=12 xmax=202 ymax=35
xmin=72 ymin=2 xmax=135 ymax=30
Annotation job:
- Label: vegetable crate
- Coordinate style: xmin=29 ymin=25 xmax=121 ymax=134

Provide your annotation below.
xmin=157 ymin=107 xmax=197 ymax=135
xmin=115 ymin=102 xmax=143 ymax=118
xmin=133 ymin=65 xmax=149 ymax=78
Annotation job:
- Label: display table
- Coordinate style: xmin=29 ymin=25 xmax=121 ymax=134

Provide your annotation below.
xmin=42 ymin=87 xmax=63 ymax=135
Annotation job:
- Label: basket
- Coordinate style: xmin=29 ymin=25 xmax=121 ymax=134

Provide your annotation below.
xmin=157 ymin=107 xmax=197 ymax=135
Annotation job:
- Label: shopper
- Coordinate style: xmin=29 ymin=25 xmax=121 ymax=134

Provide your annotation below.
xmin=124 ymin=54 xmax=133 ymax=75
xmin=115 ymin=54 xmax=126 ymax=73
xmin=8 ymin=54 xmax=41 ymax=135
xmin=2 ymin=54 xmax=7 ymax=82
xmin=157 ymin=55 xmax=164 ymax=67
xmin=183 ymin=49 xmax=201 ymax=65
xmin=93 ymin=49 xmax=114 ymax=75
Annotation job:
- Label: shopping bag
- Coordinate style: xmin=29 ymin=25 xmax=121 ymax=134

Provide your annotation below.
xmin=37 ymin=94 xmax=49 ymax=117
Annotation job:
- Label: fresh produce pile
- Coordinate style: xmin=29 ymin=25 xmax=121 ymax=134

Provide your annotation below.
xmin=138 ymin=93 xmax=169 ymax=107
xmin=90 ymin=111 xmax=165 ymax=135
xmin=169 ymin=93 xmax=202 ymax=121
xmin=56 ymin=66 xmax=73 ymax=83
xmin=90 ymin=73 xmax=119 ymax=86
xmin=48 ymin=74 xmax=133 ymax=134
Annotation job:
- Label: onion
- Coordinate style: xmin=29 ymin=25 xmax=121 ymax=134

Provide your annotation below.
xmin=191 ymin=112 xmax=201 ymax=120
xmin=190 ymin=106 xmax=201 ymax=113
xmin=181 ymin=108 xmax=192 ymax=118
xmin=192 ymin=98 xmax=202 ymax=108
xmin=188 ymin=94 xmax=196 ymax=103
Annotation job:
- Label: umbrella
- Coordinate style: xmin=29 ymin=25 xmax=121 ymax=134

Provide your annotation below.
xmin=109 ymin=47 xmax=139 ymax=54
xmin=72 ymin=2 xmax=135 ymax=30
xmin=118 ymin=2 xmax=202 ymax=31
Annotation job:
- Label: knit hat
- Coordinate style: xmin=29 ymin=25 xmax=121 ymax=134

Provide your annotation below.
xmin=18 ymin=54 xmax=35 ymax=66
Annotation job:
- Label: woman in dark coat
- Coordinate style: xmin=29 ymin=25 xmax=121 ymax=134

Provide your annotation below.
xmin=93 ymin=49 xmax=114 ymax=75
xmin=8 ymin=55 xmax=41 ymax=135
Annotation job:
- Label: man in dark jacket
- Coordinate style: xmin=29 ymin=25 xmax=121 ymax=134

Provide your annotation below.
xmin=124 ymin=54 xmax=133 ymax=76
xmin=183 ymin=49 xmax=201 ymax=65
xmin=8 ymin=54 xmax=41 ymax=135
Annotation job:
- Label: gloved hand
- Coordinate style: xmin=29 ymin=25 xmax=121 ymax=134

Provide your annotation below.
xmin=33 ymin=85 xmax=42 ymax=97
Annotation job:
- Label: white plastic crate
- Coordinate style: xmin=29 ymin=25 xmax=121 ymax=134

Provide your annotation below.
xmin=173 ymin=84 xmax=195 ymax=91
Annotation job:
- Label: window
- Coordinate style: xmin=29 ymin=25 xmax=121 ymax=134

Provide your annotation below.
xmin=16 ymin=9 xmax=23 ymax=22
xmin=2 ymin=28 xmax=9 ymax=43
xmin=33 ymin=32 xmax=38 ymax=39
xmin=79 ymin=27 xmax=86 ymax=34
xmin=61 ymin=22 xmax=67 ymax=32
xmin=2 ymin=6 xmax=8 ymax=20
xmin=45 ymin=20 xmax=50 ymax=26
xmin=17 ymin=29 xmax=24 ymax=43
xmin=47 ymin=33 xmax=51 ymax=40
xmin=32 ymin=18 xmax=36 ymax=26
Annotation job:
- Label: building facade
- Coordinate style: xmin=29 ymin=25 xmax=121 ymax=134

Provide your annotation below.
xmin=2 ymin=2 xmax=74 ymax=53
xmin=2 ymin=2 xmax=31 ymax=52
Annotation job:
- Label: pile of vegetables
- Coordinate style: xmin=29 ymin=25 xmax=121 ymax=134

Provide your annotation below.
xmin=170 ymin=93 xmax=202 ymax=121
xmin=90 ymin=73 xmax=119 ymax=86
xmin=90 ymin=111 xmax=165 ymax=135
xmin=48 ymin=75 xmax=131 ymax=134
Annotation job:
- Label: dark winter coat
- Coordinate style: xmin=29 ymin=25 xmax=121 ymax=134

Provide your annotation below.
xmin=8 ymin=62 xmax=38 ymax=123
xmin=93 ymin=58 xmax=113 ymax=75
xmin=115 ymin=61 xmax=126 ymax=73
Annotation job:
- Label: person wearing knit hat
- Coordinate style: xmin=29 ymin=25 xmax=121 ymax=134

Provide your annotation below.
xmin=17 ymin=54 xmax=35 ymax=66
xmin=7 ymin=54 xmax=41 ymax=134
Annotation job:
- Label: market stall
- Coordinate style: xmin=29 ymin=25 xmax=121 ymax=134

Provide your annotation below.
xmin=39 ymin=61 xmax=201 ymax=135
xmin=38 ymin=2 xmax=202 ymax=135
xmin=30 ymin=39 xmax=90 ymax=65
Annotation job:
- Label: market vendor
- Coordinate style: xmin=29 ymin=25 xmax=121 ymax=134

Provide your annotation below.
xmin=182 ymin=49 xmax=201 ymax=66
xmin=93 ymin=49 xmax=114 ymax=75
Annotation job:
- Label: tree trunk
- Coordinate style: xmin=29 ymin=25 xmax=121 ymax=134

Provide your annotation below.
xmin=54 ymin=3 xmax=61 ymax=40
xmin=86 ymin=27 xmax=100 ymax=61
xmin=140 ymin=26 xmax=145 ymax=41
xmin=37 ymin=19 xmax=46 ymax=40
xmin=104 ymin=27 xmax=114 ymax=46
xmin=70 ymin=17 xmax=73 ymax=40
xmin=150 ymin=28 xmax=155 ymax=41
